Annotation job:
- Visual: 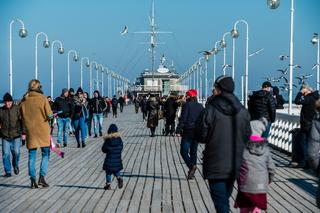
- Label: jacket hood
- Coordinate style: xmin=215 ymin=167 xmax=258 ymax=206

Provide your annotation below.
xmin=211 ymin=92 xmax=243 ymax=115
xmin=246 ymin=140 xmax=268 ymax=156
xmin=252 ymin=90 xmax=271 ymax=99
xmin=103 ymin=132 xmax=121 ymax=139
xmin=309 ymin=91 xmax=320 ymax=99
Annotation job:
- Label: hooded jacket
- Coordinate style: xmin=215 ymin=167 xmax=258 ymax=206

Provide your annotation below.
xmin=195 ymin=92 xmax=251 ymax=180
xmin=176 ymin=98 xmax=204 ymax=138
xmin=248 ymin=90 xmax=276 ymax=122
xmin=0 ymin=104 xmax=23 ymax=139
xmin=238 ymin=140 xmax=275 ymax=193
xmin=53 ymin=96 xmax=74 ymax=118
xmin=308 ymin=112 xmax=320 ymax=177
xmin=294 ymin=91 xmax=320 ymax=132
xmin=91 ymin=92 xmax=107 ymax=113
xmin=102 ymin=132 xmax=123 ymax=173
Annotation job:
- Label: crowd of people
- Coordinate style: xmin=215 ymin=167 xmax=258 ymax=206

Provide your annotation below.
xmin=1 ymin=76 xmax=320 ymax=211
xmin=0 ymin=79 xmax=126 ymax=189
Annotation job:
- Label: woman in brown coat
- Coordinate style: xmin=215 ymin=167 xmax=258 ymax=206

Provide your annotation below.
xmin=20 ymin=80 xmax=53 ymax=188
xmin=146 ymin=94 xmax=160 ymax=137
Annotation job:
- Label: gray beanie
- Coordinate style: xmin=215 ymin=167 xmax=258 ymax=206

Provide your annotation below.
xmin=250 ymin=118 xmax=268 ymax=136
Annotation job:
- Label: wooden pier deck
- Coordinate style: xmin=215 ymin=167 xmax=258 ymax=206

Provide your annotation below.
xmin=0 ymin=106 xmax=319 ymax=212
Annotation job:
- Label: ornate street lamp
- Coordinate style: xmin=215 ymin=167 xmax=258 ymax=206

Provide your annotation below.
xmin=67 ymin=50 xmax=79 ymax=89
xmin=9 ymin=18 xmax=28 ymax=95
xmin=35 ymin=32 xmax=50 ymax=79
xmin=50 ymin=40 xmax=64 ymax=98
xmin=80 ymin=57 xmax=90 ymax=89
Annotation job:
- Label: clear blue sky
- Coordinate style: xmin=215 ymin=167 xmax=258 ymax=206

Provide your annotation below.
xmin=0 ymin=0 xmax=319 ymax=99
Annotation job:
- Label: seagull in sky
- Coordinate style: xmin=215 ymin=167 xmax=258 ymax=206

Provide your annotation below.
xmin=120 ymin=25 xmax=128 ymax=35
xmin=279 ymin=55 xmax=289 ymax=61
xmin=296 ymin=74 xmax=313 ymax=85
xmin=277 ymin=68 xmax=288 ymax=75
xmin=312 ymin=64 xmax=320 ymax=70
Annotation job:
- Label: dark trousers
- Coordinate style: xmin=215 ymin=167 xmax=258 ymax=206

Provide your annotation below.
xmin=120 ymin=104 xmax=124 ymax=112
xmin=209 ymin=179 xmax=235 ymax=213
xmin=87 ymin=113 xmax=93 ymax=136
xmin=300 ymin=130 xmax=310 ymax=167
xmin=180 ymin=137 xmax=198 ymax=169
xmin=165 ymin=117 xmax=175 ymax=135
xmin=112 ymin=108 xmax=117 ymax=117
xmin=142 ymin=111 xmax=147 ymax=120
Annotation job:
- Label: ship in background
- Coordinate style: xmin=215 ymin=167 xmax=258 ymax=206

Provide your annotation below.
xmin=131 ymin=0 xmax=184 ymax=97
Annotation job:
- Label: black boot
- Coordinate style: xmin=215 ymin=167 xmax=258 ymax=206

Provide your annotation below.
xmin=117 ymin=177 xmax=123 ymax=189
xmin=94 ymin=134 xmax=98 ymax=138
xmin=99 ymin=132 xmax=103 ymax=137
xmin=14 ymin=167 xmax=19 ymax=175
xmin=38 ymin=176 xmax=49 ymax=187
xmin=31 ymin=178 xmax=38 ymax=189
xmin=104 ymin=183 xmax=111 ymax=190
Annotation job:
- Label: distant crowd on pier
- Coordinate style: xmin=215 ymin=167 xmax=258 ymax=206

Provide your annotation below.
xmin=0 ymin=76 xmax=320 ymax=212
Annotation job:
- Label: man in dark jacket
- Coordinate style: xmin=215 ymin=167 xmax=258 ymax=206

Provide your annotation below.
xmin=164 ymin=93 xmax=179 ymax=136
xmin=147 ymin=94 xmax=160 ymax=137
xmin=0 ymin=93 xmax=24 ymax=177
xmin=112 ymin=95 xmax=119 ymax=118
xmin=176 ymin=89 xmax=204 ymax=179
xmin=118 ymin=96 xmax=125 ymax=113
xmin=196 ymin=76 xmax=251 ymax=213
xmin=248 ymin=81 xmax=276 ymax=137
xmin=54 ymin=88 xmax=74 ymax=147
xmin=295 ymin=85 xmax=319 ymax=168
xmin=91 ymin=90 xmax=107 ymax=137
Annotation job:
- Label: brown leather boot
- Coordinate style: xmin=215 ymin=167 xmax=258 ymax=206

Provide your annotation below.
xmin=31 ymin=178 xmax=39 ymax=189
xmin=187 ymin=165 xmax=197 ymax=180
xmin=38 ymin=176 xmax=49 ymax=187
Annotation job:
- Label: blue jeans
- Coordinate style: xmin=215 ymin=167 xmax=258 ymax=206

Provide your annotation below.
xmin=28 ymin=147 xmax=50 ymax=179
xmin=72 ymin=117 xmax=88 ymax=144
xmin=106 ymin=171 xmax=121 ymax=183
xmin=57 ymin=117 xmax=71 ymax=144
xmin=180 ymin=137 xmax=198 ymax=169
xmin=93 ymin=113 xmax=104 ymax=135
xmin=262 ymin=122 xmax=272 ymax=138
xmin=2 ymin=138 xmax=21 ymax=174
xmin=209 ymin=179 xmax=235 ymax=213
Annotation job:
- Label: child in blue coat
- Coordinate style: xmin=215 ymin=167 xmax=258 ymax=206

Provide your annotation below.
xmin=102 ymin=124 xmax=123 ymax=190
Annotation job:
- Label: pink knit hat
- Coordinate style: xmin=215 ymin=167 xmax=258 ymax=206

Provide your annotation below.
xmin=249 ymin=135 xmax=266 ymax=142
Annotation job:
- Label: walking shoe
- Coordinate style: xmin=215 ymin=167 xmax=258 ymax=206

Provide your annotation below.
xmin=117 ymin=177 xmax=123 ymax=189
xmin=38 ymin=176 xmax=49 ymax=187
xmin=31 ymin=178 xmax=38 ymax=189
xmin=94 ymin=134 xmax=98 ymax=138
xmin=187 ymin=165 xmax=197 ymax=180
xmin=82 ymin=143 xmax=86 ymax=148
xmin=56 ymin=143 xmax=61 ymax=148
xmin=104 ymin=183 xmax=111 ymax=190
xmin=63 ymin=143 xmax=67 ymax=148
xmin=3 ymin=173 xmax=11 ymax=178
xmin=99 ymin=132 xmax=103 ymax=137
xmin=14 ymin=167 xmax=19 ymax=175
xmin=77 ymin=143 xmax=80 ymax=148
xmin=88 ymin=132 xmax=92 ymax=137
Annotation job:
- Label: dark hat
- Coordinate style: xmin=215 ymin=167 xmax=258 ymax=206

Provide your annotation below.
xmin=61 ymin=88 xmax=68 ymax=95
xmin=214 ymin=75 xmax=235 ymax=93
xmin=76 ymin=87 xmax=84 ymax=94
xmin=3 ymin=93 xmax=13 ymax=102
xmin=262 ymin=81 xmax=272 ymax=88
xmin=69 ymin=88 xmax=75 ymax=93
xmin=108 ymin=124 xmax=118 ymax=134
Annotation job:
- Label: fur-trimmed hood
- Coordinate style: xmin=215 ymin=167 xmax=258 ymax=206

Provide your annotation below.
xmin=103 ymin=132 xmax=121 ymax=140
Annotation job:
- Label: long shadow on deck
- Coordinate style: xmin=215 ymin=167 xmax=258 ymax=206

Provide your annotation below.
xmin=55 ymin=184 xmax=104 ymax=190
xmin=288 ymin=178 xmax=318 ymax=197
xmin=121 ymin=172 xmax=187 ymax=181
xmin=0 ymin=183 xmax=30 ymax=189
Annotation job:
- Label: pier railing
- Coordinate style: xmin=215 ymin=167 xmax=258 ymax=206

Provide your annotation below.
xmin=268 ymin=112 xmax=300 ymax=153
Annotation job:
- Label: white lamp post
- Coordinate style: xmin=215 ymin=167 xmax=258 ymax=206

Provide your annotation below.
xmin=80 ymin=57 xmax=90 ymax=89
xmin=220 ymin=32 xmax=231 ymax=75
xmin=89 ymin=61 xmax=98 ymax=96
xmin=67 ymin=50 xmax=79 ymax=89
xmin=213 ymin=41 xmax=220 ymax=82
xmin=50 ymin=40 xmax=64 ymax=98
xmin=267 ymin=0 xmax=294 ymax=114
xmin=9 ymin=18 xmax=28 ymax=95
xmin=311 ymin=33 xmax=319 ymax=91
xmin=97 ymin=64 xmax=104 ymax=91
xmin=231 ymin=19 xmax=249 ymax=108
xmin=35 ymin=32 xmax=50 ymax=80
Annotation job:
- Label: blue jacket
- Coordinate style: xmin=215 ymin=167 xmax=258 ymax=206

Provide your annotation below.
xmin=102 ymin=132 xmax=123 ymax=173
